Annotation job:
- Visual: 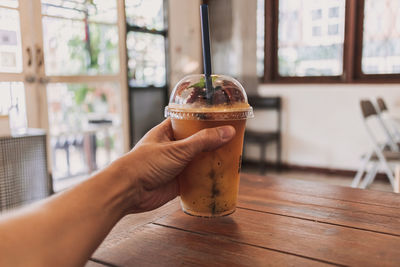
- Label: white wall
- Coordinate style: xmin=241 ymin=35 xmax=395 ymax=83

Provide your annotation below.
xmin=209 ymin=0 xmax=258 ymax=94
xmin=249 ymin=84 xmax=400 ymax=171
xmin=168 ymin=0 xmax=258 ymax=93
xmin=167 ymin=1 xmax=400 ymax=172
xmin=168 ymin=0 xmax=202 ymax=90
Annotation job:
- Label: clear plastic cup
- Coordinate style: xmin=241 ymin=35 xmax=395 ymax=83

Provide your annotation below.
xmin=165 ymin=74 xmax=254 ymax=217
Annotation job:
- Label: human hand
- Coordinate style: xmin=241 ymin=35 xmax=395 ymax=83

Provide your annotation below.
xmin=112 ymin=118 xmax=236 ymax=214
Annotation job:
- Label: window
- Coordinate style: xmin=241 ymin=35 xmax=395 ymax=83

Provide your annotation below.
xmin=124 ymin=0 xmax=168 ymax=145
xmin=125 ymin=0 xmax=166 ymax=88
xmin=259 ymin=0 xmax=400 ymax=83
xmin=311 ymin=9 xmax=322 ymax=20
xmin=0 ymin=82 xmax=26 ymax=130
xmin=0 ymin=0 xmax=168 ymax=188
xmin=361 ymin=0 xmax=400 ymax=75
xmin=126 ymin=31 xmax=166 ymax=87
xmin=328 ymin=24 xmax=339 ymax=35
xmin=41 ymin=0 xmax=119 ymax=75
xmin=312 ymin=26 xmax=322 ymax=36
xmin=329 ymin=7 xmax=339 ymax=18
xmin=0 ymin=1 xmax=131 ymax=189
xmin=39 ymin=0 xmax=125 ymax=182
xmin=0 ymin=1 xmax=27 ymax=130
xmin=125 ymin=0 xmax=164 ymax=30
xmin=256 ymin=0 xmax=265 ymax=77
xmin=276 ymin=0 xmax=345 ymax=78
xmin=0 ymin=6 xmax=22 ymax=73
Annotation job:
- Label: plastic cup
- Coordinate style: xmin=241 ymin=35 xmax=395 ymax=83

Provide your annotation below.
xmin=165 ymin=74 xmax=254 ymax=217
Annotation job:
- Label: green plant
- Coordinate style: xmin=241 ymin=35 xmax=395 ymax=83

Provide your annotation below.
xmin=68 ymin=36 xmax=88 ymax=73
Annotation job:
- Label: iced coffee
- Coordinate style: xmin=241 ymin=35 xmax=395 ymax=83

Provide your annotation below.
xmin=165 ymin=74 xmax=253 ymax=217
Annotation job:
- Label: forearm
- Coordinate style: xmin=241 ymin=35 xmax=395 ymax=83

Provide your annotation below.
xmin=0 ymin=119 xmax=232 ymax=266
xmin=0 ymin=162 xmax=135 ymax=267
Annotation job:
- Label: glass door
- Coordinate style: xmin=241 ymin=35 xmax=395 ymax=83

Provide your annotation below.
xmin=1 ymin=0 xmax=130 ymax=190
xmin=0 ymin=1 xmax=32 ymax=132
xmin=0 ymin=0 xmax=169 ymax=190
xmin=36 ymin=0 xmax=129 ymax=188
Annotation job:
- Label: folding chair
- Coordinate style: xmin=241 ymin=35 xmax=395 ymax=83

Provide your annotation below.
xmin=351 ymin=100 xmax=400 ymax=191
xmin=376 ymin=97 xmax=400 ymax=146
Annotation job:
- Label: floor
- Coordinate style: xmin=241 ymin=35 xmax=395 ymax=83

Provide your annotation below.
xmin=242 ymin=166 xmax=394 ymax=193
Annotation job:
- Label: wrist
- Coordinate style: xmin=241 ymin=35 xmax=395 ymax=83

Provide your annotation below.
xmin=101 ymin=156 xmax=143 ymax=216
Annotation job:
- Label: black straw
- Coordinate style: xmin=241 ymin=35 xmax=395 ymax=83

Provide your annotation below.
xmin=200 ymin=4 xmax=214 ymax=103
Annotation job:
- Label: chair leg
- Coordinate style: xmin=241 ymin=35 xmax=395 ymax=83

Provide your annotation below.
xmin=367 ymin=163 xmax=379 ymax=187
xmin=395 ymin=165 xmax=400 ymax=193
xmin=352 ymin=151 xmax=373 ymax=188
xmin=276 ymin=137 xmax=282 ymax=171
xmin=260 ymin=143 xmax=267 ymax=174
xmin=375 ymin=150 xmax=396 ymax=188
xmin=360 ymin=163 xmax=378 ymax=189
xmin=65 ymin=144 xmax=71 ymax=177
xmin=384 ymin=169 xmax=396 ymax=190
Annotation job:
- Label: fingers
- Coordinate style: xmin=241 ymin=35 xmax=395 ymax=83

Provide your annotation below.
xmin=177 ymin=126 xmax=236 ymax=156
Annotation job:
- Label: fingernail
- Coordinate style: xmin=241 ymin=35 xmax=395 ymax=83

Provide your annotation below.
xmin=217 ymin=126 xmax=235 ymax=141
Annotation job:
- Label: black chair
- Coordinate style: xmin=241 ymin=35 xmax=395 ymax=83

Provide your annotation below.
xmin=243 ymin=96 xmax=282 ymax=174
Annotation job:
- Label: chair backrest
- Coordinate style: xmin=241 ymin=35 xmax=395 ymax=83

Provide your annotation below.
xmin=360 ymin=100 xmax=378 ymax=118
xmin=376 ymin=97 xmax=388 ymax=112
xmin=360 ymin=99 xmax=398 ymax=152
xmin=247 ymin=96 xmax=281 ymax=110
xmin=375 ymin=97 xmax=400 ymax=144
xmin=360 ymin=100 xmax=385 ymax=150
xmin=246 ymin=96 xmax=281 ymax=132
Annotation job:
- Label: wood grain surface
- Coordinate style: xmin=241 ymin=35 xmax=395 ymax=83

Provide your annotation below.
xmin=90 ymin=173 xmax=400 ymax=267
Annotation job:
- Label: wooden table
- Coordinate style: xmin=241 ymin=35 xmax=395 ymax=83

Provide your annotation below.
xmin=87 ymin=173 xmax=400 ymax=266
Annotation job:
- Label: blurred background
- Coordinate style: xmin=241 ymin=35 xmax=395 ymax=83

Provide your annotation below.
xmin=1 ymin=0 xmax=400 ymax=204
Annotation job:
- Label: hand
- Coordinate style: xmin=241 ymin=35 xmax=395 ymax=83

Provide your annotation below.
xmin=112 ymin=118 xmax=236 ymax=214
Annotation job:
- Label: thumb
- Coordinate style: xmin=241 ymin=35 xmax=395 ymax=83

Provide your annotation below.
xmin=177 ymin=126 xmax=236 ymax=156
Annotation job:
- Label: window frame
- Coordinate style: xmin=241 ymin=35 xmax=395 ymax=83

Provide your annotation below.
xmin=262 ymin=0 xmax=400 ymax=84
